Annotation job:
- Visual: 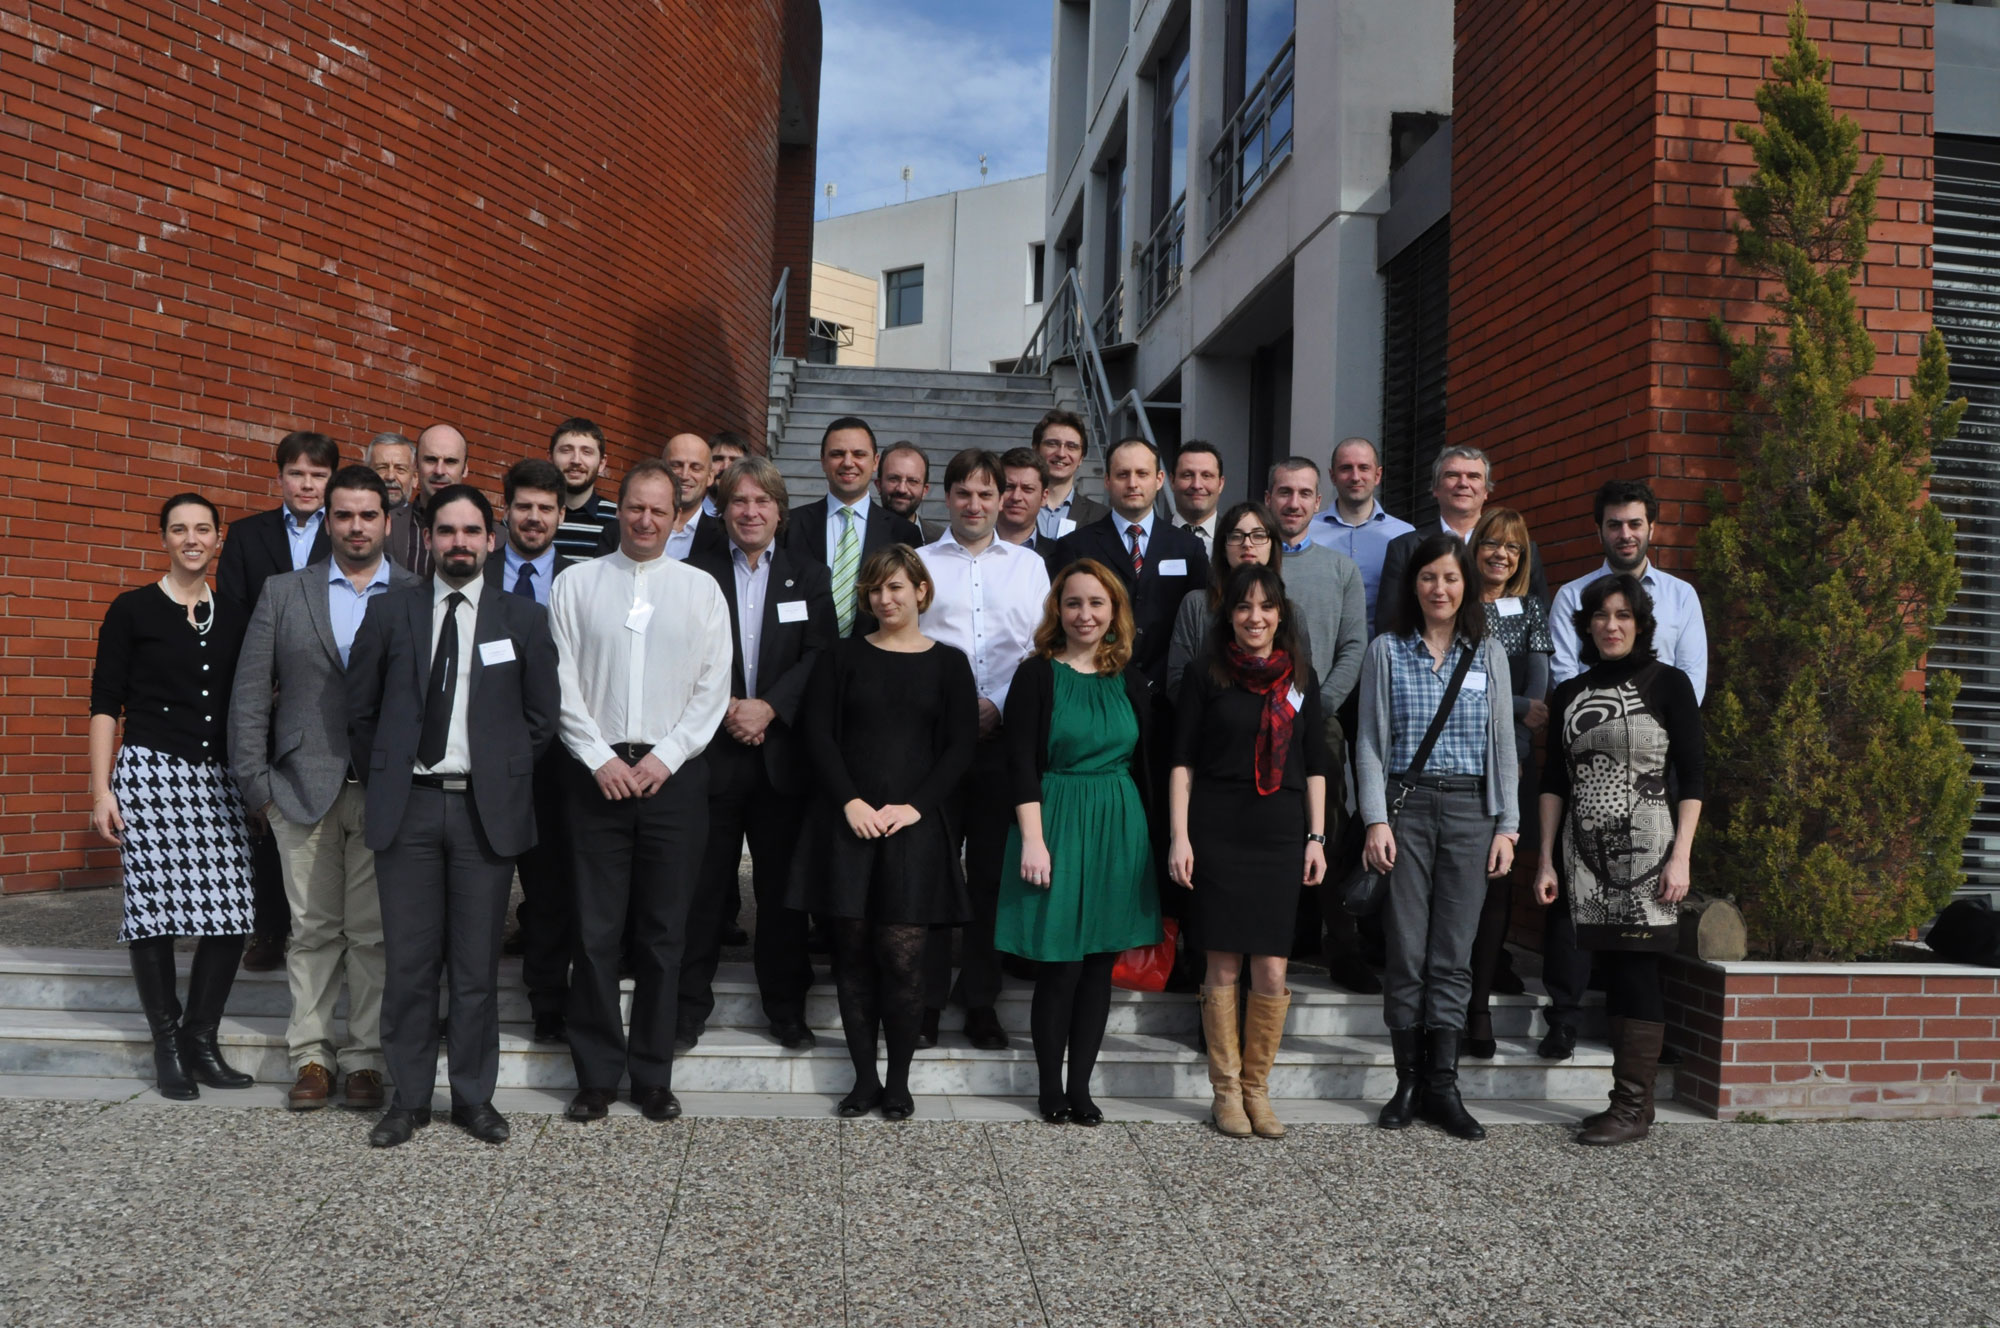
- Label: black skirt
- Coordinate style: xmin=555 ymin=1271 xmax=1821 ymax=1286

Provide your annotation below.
xmin=785 ymin=799 xmax=973 ymax=927
xmin=1187 ymin=777 xmax=1305 ymax=956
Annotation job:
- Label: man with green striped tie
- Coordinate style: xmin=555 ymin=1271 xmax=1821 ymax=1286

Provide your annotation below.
xmin=781 ymin=417 xmax=924 ymax=636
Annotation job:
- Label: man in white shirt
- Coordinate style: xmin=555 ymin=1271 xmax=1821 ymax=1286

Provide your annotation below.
xmin=1170 ymin=440 xmax=1226 ymax=563
xmin=546 ymin=460 xmax=734 ymax=1125
xmin=917 ymin=449 xmax=1051 ymax=1050
xmin=1309 ymin=437 xmax=1415 ymax=629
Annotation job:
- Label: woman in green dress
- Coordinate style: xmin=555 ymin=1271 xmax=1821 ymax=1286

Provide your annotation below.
xmin=997 ymin=558 xmax=1162 ymax=1125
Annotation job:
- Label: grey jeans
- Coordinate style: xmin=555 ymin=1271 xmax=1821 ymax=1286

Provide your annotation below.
xmin=1381 ymin=783 xmax=1495 ymax=1031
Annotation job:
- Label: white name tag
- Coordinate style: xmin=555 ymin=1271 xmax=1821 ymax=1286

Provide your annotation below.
xmin=1495 ymin=597 xmax=1523 ymax=617
xmin=1462 ymin=670 xmax=1488 ymax=693
xmin=478 ymin=639 xmax=516 ymax=666
xmin=625 ymin=602 xmax=654 ymax=634
xmin=775 ymin=600 xmax=808 ymax=624
xmin=1158 ymin=559 xmax=1187 ymax=577
xmin=1056 ymin=517 xmax=1076 ymax=537
xmin=1285 ymin=685 xmax=1304 ymax=712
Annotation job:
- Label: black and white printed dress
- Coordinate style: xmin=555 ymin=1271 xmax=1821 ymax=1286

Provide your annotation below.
xmin=1541 ymin=655 xmax=1704 ymax=952
xmin=90 ymin=584 xmax=255 ymax=942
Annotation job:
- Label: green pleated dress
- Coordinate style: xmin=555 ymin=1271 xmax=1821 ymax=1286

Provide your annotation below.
xmin=995 ymin=662 xmax=1162 ymax=962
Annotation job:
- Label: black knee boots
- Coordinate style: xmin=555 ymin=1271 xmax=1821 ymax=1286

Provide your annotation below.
xmin=1419 ymin=1028 xmax=1487 ymax=1141
xmin=1378 ymin=1026 xmax=1424 ymax=1129
xmin=178 ymin=936 xmax=253 ymax=1089
xmin=129 ymin=939 xmax=196 ymax=1100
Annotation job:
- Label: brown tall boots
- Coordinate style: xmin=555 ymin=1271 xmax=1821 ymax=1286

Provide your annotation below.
xmin=1579 ymin=1018 xmax=1665 ymax=1146
xmin=1201 ymin=985 xmax=1252 ymax=1137
xmin=1239 ymin=989 xmax=1291 ymax=1139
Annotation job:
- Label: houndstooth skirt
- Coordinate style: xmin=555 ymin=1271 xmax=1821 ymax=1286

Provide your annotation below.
xmin=111 ymin=743 xmax=255 ymax=942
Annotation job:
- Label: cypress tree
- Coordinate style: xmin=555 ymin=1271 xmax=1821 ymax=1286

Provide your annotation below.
xmin=1698 ymin=5 xmax=1974 ymax=960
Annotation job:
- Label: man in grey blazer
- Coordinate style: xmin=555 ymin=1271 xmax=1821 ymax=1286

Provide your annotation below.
xmin=347 ymin=485 xmax=562 ymax=1147
xmin=229 ymin=465 xmax=420 ymax=1112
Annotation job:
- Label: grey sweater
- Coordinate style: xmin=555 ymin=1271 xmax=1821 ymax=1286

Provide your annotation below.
xmin=1163 ymin=544 xmax=1367 ymax=714
xmin=1354 ymin=632 xmax=1519 ymax=833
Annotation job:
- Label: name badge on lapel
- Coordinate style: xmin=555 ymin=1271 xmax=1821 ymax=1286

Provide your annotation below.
xmin=478 ymin=639 xmax=517 ymax=666
xmin=1495 ymin=597 xmax=1523 ymax=618
xmin=1462 ymin=670 xmax=1488 ymax=693
xmin=1285 ymin=685 xmax=1304 ymax=712
xmin=776 ymin=601 xmax=808 ymax=624
xmin=1057 ymin=517 xmax=1076 ymax=537
xmin=1158 ymin=559 xmax=1187 ymax=577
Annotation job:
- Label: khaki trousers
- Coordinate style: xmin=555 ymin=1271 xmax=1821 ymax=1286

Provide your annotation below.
xmin=270 ymin=782 xmax=386 ymax=1074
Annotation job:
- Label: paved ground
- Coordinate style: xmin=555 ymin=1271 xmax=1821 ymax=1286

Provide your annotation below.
xmin=1 ymin=1095 xmax=1994 ymax=1328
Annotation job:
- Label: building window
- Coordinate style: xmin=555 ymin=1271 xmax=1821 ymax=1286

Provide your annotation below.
xmin=1098 ymin=153 xmax=1126 ymax=341
xmin=1140 ymin=25 xmax=1191 ymax=325
xmin=885 ymin=266 xmax=924 ymax=328
xmin=1028 ymin=242 xmax=1046 ymax=304
xmin=807 ymin=317 xmax=852 ymax=365
xmin=1210 ymin=0 xmax=1296 ymax=235
xmin=1379 ymin=217 xmax=1449 ymax=527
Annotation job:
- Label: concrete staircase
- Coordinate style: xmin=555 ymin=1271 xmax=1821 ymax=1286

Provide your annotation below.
xmin=0 ymin=946 xmax=1634 ymax=1103
xmin=766 ymin=362 xmax=1094 ymax=533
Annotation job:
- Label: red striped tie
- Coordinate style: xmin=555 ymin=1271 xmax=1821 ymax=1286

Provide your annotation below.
xmin=1128 ymin=524 xmax=1144 ymax=575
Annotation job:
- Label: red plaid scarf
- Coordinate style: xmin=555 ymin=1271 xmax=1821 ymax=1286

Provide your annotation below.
xmin=1224 ymin=642 xmax=1297 ymax=795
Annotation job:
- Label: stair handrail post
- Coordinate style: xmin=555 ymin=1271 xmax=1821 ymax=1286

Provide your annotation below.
xmin=769 ymin=266 xmax=790 ymax=364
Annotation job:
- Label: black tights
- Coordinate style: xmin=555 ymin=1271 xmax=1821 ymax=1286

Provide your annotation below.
xmin=1600 ymin=950 xmax=1664 ymax=1023
xmin=1030 ymin=952 xmax=1117 ymax=1113
xmin=831 ymin=919 xmax=927 ymax=1106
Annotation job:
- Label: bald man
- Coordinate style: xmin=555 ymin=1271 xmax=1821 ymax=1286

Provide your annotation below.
xmin=389 ymin=423 xmax=472 ymax=576
xmin=661 ymin=432 xmax=723 ymax=561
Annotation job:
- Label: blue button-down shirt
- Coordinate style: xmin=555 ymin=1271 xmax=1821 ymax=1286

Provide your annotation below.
xmin=1549 ymin=560 xmax=1709 ymax=701
xmin=1310 ymin=503 xmax=1415 ymax=630
xmin=503 ymin=544 xmax=557 ymax=606
xmin=327 ymin=558 xmax=393 ymax=666
xmin=1385 ymin=632 xmax=1490 ymax=777
xmin=284 ymin=506 xmax=325 ymax=572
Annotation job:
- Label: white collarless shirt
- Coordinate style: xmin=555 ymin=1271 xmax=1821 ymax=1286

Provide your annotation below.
xmin=916 ymin=532 xmax=1050 ymax=712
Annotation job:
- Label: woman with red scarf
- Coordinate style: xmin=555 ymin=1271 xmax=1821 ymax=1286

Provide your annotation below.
xmin=1168 ymin=563 xmax=1331 ymax=1139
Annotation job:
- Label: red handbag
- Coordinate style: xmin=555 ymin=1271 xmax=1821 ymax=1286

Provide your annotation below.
xmin=1111 ymin=918 xmax=1179 ymax=992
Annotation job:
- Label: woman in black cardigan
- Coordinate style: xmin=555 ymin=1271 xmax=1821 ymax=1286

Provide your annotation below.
xmin=996 ymin=559 xmax=1162 ymax=1124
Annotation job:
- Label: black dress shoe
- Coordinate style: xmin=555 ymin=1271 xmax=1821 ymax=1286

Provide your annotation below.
xmin=964 ymin=1006 xmax=1008 ymax=1050
xmin=532 ymin=1013 xmax=567 ymax=1045
xmin=1066 ymin=1098 xmax=1104 ymax=1127
xmin=837 ymin=1084 xmax=882 ymax=1118
xmin=368 ymin=1106 xmax=431 ymax=1148
xmin=878 ymin=1089 xmax=914 ymax=1121
xmin=566 ymin=1088 xmax=615 ymax=1122
xmin=916 ymin=1008 xmax=940 ymax=1050
xmin=451 ymin=1102 xmax=510 ymax=1144
xmin=1538 ymin=1023 xmax=1578 ymax=1061
xmin=1325 ymin=954 xmax=1383 ymax=996
xmin=720 ymin=924 xmax=750 ymax=947
xmin=673 ymin=1028 xmax=700 ymax=1054
xmin=635 ymin=1086 xmax=683 ymax=1122
xmin=501 ymin=927 xmax=525 ymax=957
xmin=1037 ymin=1098 xmax=1071 ymax=1125
xmin=771 ymin=1021 xmax=817 ymax=1050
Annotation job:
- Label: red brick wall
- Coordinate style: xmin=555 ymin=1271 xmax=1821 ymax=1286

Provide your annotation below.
xmin=1666 ymin=958 xmax=2000 ymax=1119
xmin=1451 ymin=0 xmax=1935 ymax=582
xmin=0 ymin=0 xmax=816 ymax=891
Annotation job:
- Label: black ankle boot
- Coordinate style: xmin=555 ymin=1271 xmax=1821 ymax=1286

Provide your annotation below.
xmin=129 ymin=939 xmax=196 ymax=1100
xmin=178 ymin=937 xmax=253 ymax=1089
xmin=1419 ymin=1028 xmax=1486 ymax=1141
xmin=1378 ymin=1026 xmax=1424 ymax=1129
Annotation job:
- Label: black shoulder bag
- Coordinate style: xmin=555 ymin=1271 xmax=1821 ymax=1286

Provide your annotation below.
xmin=1340 ymin=644 xmax=1478 ymax=917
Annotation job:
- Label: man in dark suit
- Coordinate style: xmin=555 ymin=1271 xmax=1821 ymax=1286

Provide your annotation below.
xmin=1055 ymin=437 xmax=1210 ymax=693
xmin=347 ymin=484 xmax=561 ymax=1148
xmin=877 ymin=441 xmax=934 ymax=542
xmin=1033 ymin=409 xmax=1108 ymax=539
xmin=998 ymin=446 xmax=1068 ymax=577
xmin=217 ymin=428 xmax=339 ymax=973
xmin=678 ymin=457 xmax=836 ymax=1050
xmin=486 ymin=459 xmax=580 ymax=1043
xmin=1373 ymin=444 xmax=1548 ymax=635
xmin=782 ymin=416 xmax=922 ymax=636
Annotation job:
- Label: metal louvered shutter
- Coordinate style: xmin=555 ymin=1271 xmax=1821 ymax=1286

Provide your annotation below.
xmin=1379 ymin=218 xmax=1450 ymax=526
xmin=1929 ymin=133 xmax=2000 ymax=894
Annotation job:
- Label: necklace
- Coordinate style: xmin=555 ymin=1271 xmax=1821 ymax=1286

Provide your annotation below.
xmin=160 ymin=578 xmax=215 ymax=637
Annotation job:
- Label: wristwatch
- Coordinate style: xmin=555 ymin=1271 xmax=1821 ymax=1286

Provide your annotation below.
xmin=1305 ymin=832 xmax=1327 ymax=845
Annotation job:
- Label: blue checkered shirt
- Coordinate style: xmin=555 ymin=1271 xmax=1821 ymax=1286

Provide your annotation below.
xmin=1385 ymin=632 xmax=1490 ymax=777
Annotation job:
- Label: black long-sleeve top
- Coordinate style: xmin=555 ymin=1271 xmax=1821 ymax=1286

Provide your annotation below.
xmin=1171 ymin=657 xmax=1334 ymax=791
xmin=89 ymin=584 xmax=247 ymax=766
xmin=1540 ymin=656 xmax=1704 ymax=803
xmin=801 ymin=637 xmax=978 ymax=814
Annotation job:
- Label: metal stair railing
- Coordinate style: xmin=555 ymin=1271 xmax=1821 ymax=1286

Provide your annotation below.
xmin=1007 ymin=269 xmax=1157 ymax=463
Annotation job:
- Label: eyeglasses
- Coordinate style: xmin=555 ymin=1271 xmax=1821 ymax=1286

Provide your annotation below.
xmin=1224 ymin=530 xmax=1273 ymax=547
xmin=1476 ymin=539 xmax=1524 ymax=557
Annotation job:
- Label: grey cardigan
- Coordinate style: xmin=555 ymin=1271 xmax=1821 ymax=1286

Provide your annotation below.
xmin=1354 ymin=632 xmax=1519 ymax=833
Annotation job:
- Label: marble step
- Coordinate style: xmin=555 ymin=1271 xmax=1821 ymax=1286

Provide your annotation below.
xmin=0 ymin=1007 xmax=1649 ymax=1101
xmin=0 ymin=949 xmax=1599 ymax=1040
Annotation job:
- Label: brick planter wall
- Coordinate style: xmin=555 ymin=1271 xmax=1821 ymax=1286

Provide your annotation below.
xmin=1664 ymin=958 xmax=2000 ymax=1120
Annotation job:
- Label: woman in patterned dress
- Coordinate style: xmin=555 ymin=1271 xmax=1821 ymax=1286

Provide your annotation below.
xmin=1533 ymin=573 xmax=1704 ymax=1146
xmin=88 ymin=493 xmax=258 ymax=1100
xmin=1463 ymin=507 xmax=1554 ymax=1057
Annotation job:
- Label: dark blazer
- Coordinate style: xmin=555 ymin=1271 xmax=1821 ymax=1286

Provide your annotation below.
xmin=1048 ymin=490 xmax=1109 ymax=534
xmin=1374 ymin=526 xmax=1549 ymax=636
xmin=217 ymin=506 xmax=332 ymax=621
xmin=1017 ymin=532 xmax=1068 ymax=579
xmin=346 ymin=580 xmax=562 ymax=858
xmin=688 ymin=541 xmax=837 ymax=794
xmin=480 ymin=547 xmax=577 ymax=599
xmin=1055 ymin=514 xmax=1210 ymax=691
xmin=781 ymin=495 xmax=924 ymax=635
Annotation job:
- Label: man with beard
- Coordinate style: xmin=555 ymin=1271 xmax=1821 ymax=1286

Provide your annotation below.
xmin=550 ymin=417 xmax=619 ymax=560
xmin=1539 ymin=477 xmax=1708 ymax=1060
xmin=366 ymin=432 xmax=418 ymax=515
xmin=487 ymin=459 xmax=582 ymax=1041
xmin=877 ymin=442 xmax=933 ymax=542
xmin=348 ymin=484 xmax=560 ymax=1147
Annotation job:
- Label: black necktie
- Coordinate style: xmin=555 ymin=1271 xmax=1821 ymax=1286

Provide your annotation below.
xmin=417 ymin=591 xmax=464 ymax=769
xmin=511 ymin=562 xmax=537 ymax=599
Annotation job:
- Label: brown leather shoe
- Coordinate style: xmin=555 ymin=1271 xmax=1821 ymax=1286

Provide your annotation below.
xmin=241 ymin=934 xmax=285 ymax=973
xmin=342 ymin=1069 xmax=385 ymax=1110
xmin=287 ymin=1062 xmax=334 ymax=1111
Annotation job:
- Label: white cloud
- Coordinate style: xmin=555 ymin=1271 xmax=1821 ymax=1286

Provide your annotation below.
xmin=816 ymin=5 xmax=1050 ymax=217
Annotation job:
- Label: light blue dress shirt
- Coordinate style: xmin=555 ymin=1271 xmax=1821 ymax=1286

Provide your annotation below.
xmin=503 ymin=544 xmax=557 ymax=606
xmin=1548 ymin=560 xmax=1709 ymax=701
xmin=284 ymin=506 xmax=325 ymax=572
xmin=326 ymin=558 xmax=393 ymax=666
xmin=823 ymin=494 xmax=874 ymax=558
xmin=1309 ymin=502 xmax=1415 ymax=628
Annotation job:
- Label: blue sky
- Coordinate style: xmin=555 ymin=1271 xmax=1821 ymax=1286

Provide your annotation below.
xmin=816 ymin=1 xmax=1051 ymax=218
